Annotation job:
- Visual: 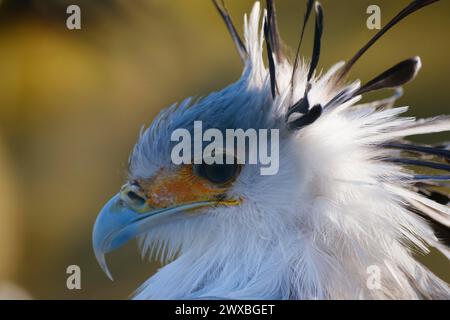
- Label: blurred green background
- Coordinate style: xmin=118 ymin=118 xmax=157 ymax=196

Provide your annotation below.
xmin=0 ymin=0 xmax=448 ymax=299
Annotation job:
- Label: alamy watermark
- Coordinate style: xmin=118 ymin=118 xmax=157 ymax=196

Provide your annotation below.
xmin=66 ymin=265 xmax=81 ymax=290
xmin=366 ymin=5 xmax=381 ymax=30
xmin=366 ymin=265 xmax=382 ymax=290
xmin=66 ymin=5 xmax=81 ymax=30
xmin=170 ymin=121 xmax=280 ymax=175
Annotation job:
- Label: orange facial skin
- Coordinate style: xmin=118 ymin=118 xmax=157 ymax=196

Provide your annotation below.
xmin=138 ymin=165 xmax=227 ymax=209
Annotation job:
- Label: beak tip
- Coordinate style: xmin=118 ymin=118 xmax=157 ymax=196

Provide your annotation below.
xmin=95 ymin=251 xmax=115 ymax=281
xmin=103 ymin=265 xmax=114 ymax=282
xmin=106 ymin=272 xmax=114 ymax=282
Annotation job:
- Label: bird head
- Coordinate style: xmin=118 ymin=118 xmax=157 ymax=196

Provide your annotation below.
xmin=93 ymin=0 xmax=450 ymax=299
xmin=92 ymin=32 xmax=302 ymax=281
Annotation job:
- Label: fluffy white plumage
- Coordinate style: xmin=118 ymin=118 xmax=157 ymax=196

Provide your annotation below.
xmin=95 ymin=1 xmax=450 ymax=299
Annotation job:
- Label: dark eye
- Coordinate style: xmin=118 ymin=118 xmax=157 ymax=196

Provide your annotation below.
xmin=194 ymin=161 xmax=240 ymax=184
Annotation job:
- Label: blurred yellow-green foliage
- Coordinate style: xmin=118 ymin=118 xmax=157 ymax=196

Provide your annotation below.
xmin=0 ymin=0 xmax=448 ymax=299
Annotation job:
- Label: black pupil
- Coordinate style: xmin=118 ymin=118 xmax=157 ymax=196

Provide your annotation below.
xmin=127 ymin=191 xmax=145 ymax=206
xmin=196 ymin=162 xmax=238 ymax=184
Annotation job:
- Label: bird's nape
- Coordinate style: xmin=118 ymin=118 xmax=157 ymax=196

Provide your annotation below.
xmin=93 ymin=0 xmax=450 ymax=299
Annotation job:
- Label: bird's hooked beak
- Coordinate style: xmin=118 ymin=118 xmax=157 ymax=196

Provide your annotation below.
xmin=93 ymin=183 xmax=216 ymax=280
xmin=93 ymin=177 xmax=239 ymax=280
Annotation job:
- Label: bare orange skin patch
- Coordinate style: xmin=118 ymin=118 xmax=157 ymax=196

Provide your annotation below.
xmin=138 ymin=166 xmax=227 ymax=209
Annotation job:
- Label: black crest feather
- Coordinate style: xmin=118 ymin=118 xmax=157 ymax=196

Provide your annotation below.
xmin=382 ymin=142 xmax=450 ymax=161
xmin=384 ymin=158 xmax=450 ymax=172
xmin=288 ymin=104 xmax=322 ymax=130
xmin=287 ymin=2 xmax=324 ymax=129
xmin=307 ymin=2 xmax=323 ymax=82
xmin=264 ymin=18 xmax=278 ymax=98
xmin=412 ymin=175 xmax=450 ymax=181
xmin=356 ymin=57 xmax=421 ymax=96
xmin=212 ymin=0 xmax=247 ymax=62
xmin=291 ymin=0 xmax=314 ymax=86
xmin=266 ymin=0 xmax=284 ymax=63
xmin=326 ymin=57 xmax=421 ymax=109
xmin=337 ymin=0 xmax=440 ymax=82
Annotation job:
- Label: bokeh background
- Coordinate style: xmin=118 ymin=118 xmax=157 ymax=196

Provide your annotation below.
xmin=0 ymin=0 xmax=448 ymax=299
